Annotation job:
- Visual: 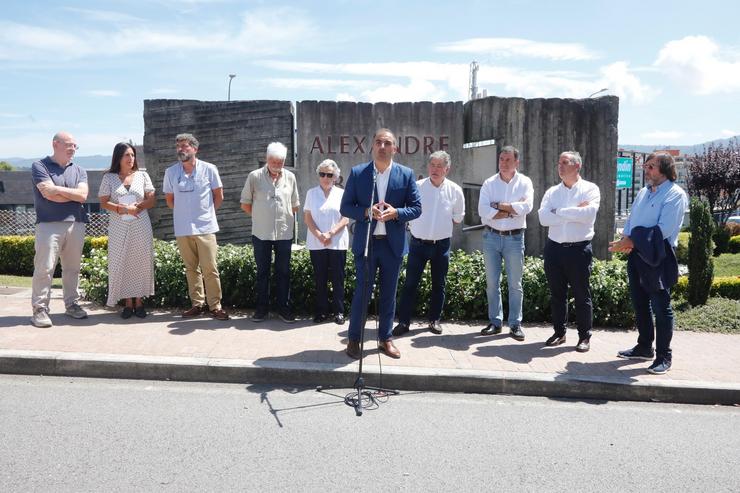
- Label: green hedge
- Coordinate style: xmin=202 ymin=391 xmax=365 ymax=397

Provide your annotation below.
xmin=729 ymin=235 xmax=740 ymax=254
xmin=0 ymin=235 xmax=107 ymax=276
xmin=77 ymin=239 xmax=639 ymax=326
xmin=673 ymin=276 xmax=740 ymax=301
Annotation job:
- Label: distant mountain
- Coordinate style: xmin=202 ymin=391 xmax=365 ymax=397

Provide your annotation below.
xmin=1 ymin=155 xmax=111 ymax=170
xmin=619 ymin=136 xmax=739 ymax=156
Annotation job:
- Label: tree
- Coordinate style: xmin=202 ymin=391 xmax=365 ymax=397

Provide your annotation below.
xmin=687 ymin=138 xmax=740 ymax=224
xmin=0 ymin=161 xmax=14 ymax=171
xmin=687 ymin=197 xmax=714 ymax=306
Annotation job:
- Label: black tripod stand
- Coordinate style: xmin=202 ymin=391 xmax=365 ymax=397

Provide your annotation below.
xmin=317 ymin=165 xmax=399 ymax=416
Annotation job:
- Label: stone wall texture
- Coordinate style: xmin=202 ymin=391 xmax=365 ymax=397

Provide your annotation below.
xmin=143 ymin=96 xmax=618 ymax=258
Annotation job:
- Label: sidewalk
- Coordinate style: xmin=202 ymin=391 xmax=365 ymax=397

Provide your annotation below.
xmin=1 ymin=287 xmax=738 ymax=405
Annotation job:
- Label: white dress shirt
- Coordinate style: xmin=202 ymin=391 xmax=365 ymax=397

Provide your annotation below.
xmin=409 ymin=177 xmax=465 ymax=241
xmin=537 ymin=177 xmax=600 ymax=243
xmin=373 ymin=162 xmax=393 ymax=235
xmin=478 ymin=171 xmax=534 ymax=230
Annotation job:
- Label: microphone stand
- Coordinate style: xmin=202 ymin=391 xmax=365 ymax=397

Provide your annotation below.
xmin=345 ymin=164 xmax=399 ymax=416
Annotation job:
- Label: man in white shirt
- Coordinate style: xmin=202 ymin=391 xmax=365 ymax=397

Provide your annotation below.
xmin=537 ymin=151 xmax=601 ymax=352
xmin=478 ymin=146 xmax=534 ymax=341
xmin=393 ymin=151 xmax=465 ymax=336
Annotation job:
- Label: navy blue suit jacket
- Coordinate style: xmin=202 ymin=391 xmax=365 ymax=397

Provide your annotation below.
xmin=340 ymin=160 xmax=421 ymax=258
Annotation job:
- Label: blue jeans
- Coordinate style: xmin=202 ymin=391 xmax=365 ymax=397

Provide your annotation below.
xmin=482 ymin=229 xmax=524 ymax=327
xmin=252 ymin=237 xmax=292 ymax=312
xmin=627 ymin=254 xmax=674 ymax=361
xmin=397 ymin=236 xmax=451 ymax=324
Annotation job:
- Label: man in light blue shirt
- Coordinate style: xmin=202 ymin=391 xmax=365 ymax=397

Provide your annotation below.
xmin=163 ymin=133 xmax=228 ymax=320
xmin=609 ymin=152 xmax=688 ymax=374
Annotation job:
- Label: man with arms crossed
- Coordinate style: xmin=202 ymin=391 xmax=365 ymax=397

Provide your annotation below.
xmin=30 ymin=131 xmax=89 ymax=327
xmin=537 ymin=151 xmax=600 ymax=352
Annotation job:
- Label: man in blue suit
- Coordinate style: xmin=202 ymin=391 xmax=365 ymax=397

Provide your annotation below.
xmin=340 ymin=128 xmax=422 ymax=359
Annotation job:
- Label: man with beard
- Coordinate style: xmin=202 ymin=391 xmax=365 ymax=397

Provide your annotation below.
xmin=240 ymin=142 xmax=300 ymax=323
xmin=163 ymin=133 xmax=229 ymax=320
xmin=609 ymin=152 xmax=688 ymax=374
xmin=340 ymin=128 xmax=421 ymax=359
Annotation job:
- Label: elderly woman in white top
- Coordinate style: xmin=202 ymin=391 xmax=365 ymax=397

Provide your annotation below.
xmin=303 ymin=159 xmax=350 ymax=324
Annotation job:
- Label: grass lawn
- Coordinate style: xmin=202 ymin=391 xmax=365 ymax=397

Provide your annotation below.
xmin=713 ymin=253 xmax=740 ymax=277
xmin=0 ymin=275 xmax=62 ymax=289
xmin=675 ymin=297 xmax=740 ymax=333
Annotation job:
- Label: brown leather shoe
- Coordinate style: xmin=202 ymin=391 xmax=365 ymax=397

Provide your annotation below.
xmin=210 ymin=308 xmax=230 ymax=321
xmin=182 ymin=305 xmax=205 ymax=317
xmin=346 ymin=341 xmax=361 ymax=359
xmin=378 ymin=340 xmax=401 ymax=359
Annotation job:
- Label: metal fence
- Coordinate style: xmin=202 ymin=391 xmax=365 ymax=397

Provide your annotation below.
xmin=0 ymin=210 xmax=109 ymax=237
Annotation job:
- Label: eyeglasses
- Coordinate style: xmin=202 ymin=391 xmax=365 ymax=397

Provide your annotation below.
xmin=56 ymin=141 xmax=79 ymax=150
xmin=318 ymin=172 xmax=334 ymax=178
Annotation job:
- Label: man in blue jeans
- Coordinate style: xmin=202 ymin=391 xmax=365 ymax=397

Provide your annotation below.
xmin=240 ymin=142 xmax=300 ymax=323
xmin=609 ymin=152 xmax=688 ymax=374
xmin=478 ymin=146 xmax=534 ymax=341
xmin=393 ymin=150 xmax=465 ymax=336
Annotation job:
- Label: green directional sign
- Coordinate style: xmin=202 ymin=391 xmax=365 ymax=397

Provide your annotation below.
xmin=616 ymin=156 xmax=633 ymax=189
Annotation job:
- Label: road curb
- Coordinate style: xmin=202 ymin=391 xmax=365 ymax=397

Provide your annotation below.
xmin=0 ymin=349 xmax=738 ymax=406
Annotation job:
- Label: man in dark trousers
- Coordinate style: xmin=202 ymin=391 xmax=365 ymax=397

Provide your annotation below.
xmin=340 ymin=128 xmax=421 ymax=360
xmin=537 ymin=151 xmax=600 ymax=352
xmin=609 ymin=152 xmax=688 ymax=374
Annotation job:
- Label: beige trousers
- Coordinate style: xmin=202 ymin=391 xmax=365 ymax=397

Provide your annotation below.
xmin=176 ymin=234 xmax=222 ymax=311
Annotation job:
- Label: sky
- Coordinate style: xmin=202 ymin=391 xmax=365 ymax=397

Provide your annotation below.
xmin=1 ymin=0 xmax=739 ymax=158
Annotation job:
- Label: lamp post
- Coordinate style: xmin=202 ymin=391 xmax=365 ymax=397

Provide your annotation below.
xmin=227 ymin=74 xmax=236 ymax=101
xmin=588 ymin=87 xmax=608 ymax=98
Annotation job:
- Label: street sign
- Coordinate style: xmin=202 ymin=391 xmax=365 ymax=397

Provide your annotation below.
xmin=616 ymin=156 xmax=633 ymax=188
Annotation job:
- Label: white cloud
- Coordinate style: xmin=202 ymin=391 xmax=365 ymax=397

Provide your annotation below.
xmin=0 ymin=8 xmax=318 ymax=61
xmin=150 ymin=88 xmax=179 ymax=95
xmin=361 ymin=79 xmax=448 ymax=103
xmin=266 ymin=78 xmax=377 ymax=90
xmin=63 ymin=7 xmax=145 ymax=23
xmin=87 ymin=90 xmax=120 ymax=97
xmin=260 ymin=58 xmax=654 ymax=103
xmin=642 ymin=130 xmax=685 ymax=141
xmin=436 ymin=37 xmax=599 ymax=61
xmin=335 ymin=93 xmax=358 ymax=102
xmin=721 ymin=129 xmax=738 ymax=137
xmin=654 ymin=35 xmax=740 ymax=94
xmin=598 ymin=61 xmax=658 ymax=104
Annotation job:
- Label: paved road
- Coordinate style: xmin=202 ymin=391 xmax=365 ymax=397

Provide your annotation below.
xmin=1 ymin=375 xmax=738 ymax=492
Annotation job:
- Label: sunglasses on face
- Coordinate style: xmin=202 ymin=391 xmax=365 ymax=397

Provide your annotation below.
xmin=318 ymin=172 xmax=334 ymax=178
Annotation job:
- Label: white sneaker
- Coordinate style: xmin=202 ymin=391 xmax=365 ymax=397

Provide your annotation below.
xmin=31 ymin=307 xmax=52 ymax=328
xmin=65 ymin=303 xmax=88 ymax=319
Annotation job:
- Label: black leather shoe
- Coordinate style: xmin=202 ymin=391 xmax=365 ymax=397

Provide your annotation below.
xmin=480 ymin=323 xmax=502 ymax=336
xmin=346 ymin=341 xmax=361 ymax=359
xmin=313 ymin=314 xmax=327 ymax=323
xmin=251 ymin=309 xmax=268 ymax=322
xmin=121 ymin=307 xmax=133 ymax=319
xmin=392 ymin=322 xmax=410 ymax=337
xmin=545 ymin=333 xmax=566 ymax=346
xmin=510 ymin=325 xmax=525 ymax=341
xmin=134 ymin=306 xmax=147 ymax=319
xmin=428 ymin=320 xmax=443 ymax=334
xmin=575 ymin=337 xmax=591 ymax=353
xmin=334 ymin=314 xmax=345 ymax=325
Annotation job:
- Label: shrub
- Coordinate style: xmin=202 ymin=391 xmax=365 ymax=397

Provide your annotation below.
xmin=675 ymin=232 xmax=690 ymax=264
xmin=673 ymin=276 xmax=740 ymax=300
xmin=729 ymin=235 xmax=740 ymax=254
xmin=687 ymin=197 xmax=714 ymax=306
xmin=674 ymin=297 xmax=740 ymax=333
xmin=713 ymin=226 xmax=731 ymax=256
xmin=0 ymin=235 xmax=108 ymax=277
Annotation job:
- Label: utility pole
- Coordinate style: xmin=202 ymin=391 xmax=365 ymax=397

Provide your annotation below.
xmin=227 ymin=74 xmax=236 ymax=101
